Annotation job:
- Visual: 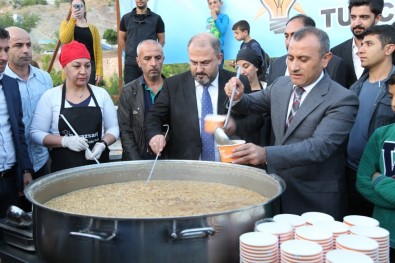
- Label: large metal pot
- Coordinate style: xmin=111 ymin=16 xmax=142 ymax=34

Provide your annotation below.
xmin=25 ymin=160 xmax=285 ymax=263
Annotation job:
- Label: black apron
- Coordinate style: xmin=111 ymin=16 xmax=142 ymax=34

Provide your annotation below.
xmin=50 ymin=84 xmax=109 ymax=172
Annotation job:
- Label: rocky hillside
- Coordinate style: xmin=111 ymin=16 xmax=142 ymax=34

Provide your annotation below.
xmin=1 ymin=0 xmax=117 ymax=46
xmin=1 ymin=0 xmax=119 ymax=77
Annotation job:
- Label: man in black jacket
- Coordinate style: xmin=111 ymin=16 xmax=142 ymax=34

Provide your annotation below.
xmin=331 ymin=0 xmax=383 ymax=88
xmin=145 ymin=33 xmax=250 ymax=161
xmin=118 ymin=40 xmax=165 ymax=160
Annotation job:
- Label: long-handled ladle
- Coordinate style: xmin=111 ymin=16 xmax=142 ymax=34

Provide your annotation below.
xmin=60 ymin=114 xmax=100 ymax=164
xmin=146 ymin=124 xmax=170 ymax=184
xmin=214 ymin=66 xmax=241 ymax=145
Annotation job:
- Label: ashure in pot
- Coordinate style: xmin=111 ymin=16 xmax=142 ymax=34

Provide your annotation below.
xmin=25 ymin=160 xmax=285 ymax=263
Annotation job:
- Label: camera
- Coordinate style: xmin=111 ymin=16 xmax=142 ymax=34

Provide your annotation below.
xmin=72 ymin=3 xmax=83 ymax=11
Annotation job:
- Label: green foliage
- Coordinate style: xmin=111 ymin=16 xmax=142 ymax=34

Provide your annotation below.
xmin=102 ymin=72 xmax=120 ymax=105
xmin=0 ymin=13 xmax=14 ymax=28
xmin=11 ymin=0 xmax=47 ymax=8
xmin=161 ymin=61 xmax=235 ymax=78
xmin=162 ymin=63 xmax=190 ymax=78
xmin=40 ymin=54 xmax=63 ymax=86
xmin=103 ymin=29 xmax=117 ymax=45
xmin=0 ymin=12 xmax=40 ymax=32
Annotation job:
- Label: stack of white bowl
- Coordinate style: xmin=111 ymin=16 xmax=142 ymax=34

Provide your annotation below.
xmin=280 ymin=239 xmax=323 ymax=263
xmin=349 ymin=226 xmax=390 ymax=263
xmin=239 ymin=232 xmax=278 ymax=263
xmin=343 ymin=215 xmax=379 ymax=227
xmin=336 ymin=234 xmax=378 ymax=262
xmin=255 ymin=222 xmax=294 ymax=245
xmin=295 ymin=225 xmax=333 ymax=259
xmin=326 ymin=249 xmax=374 ymax=263
xmin=313 ymin=221 xmax=350 ymax=249
xmin=301 ymin=211 xmax=335 ymax=225
xmin=273 ymin=213 xmax=306 ymax=237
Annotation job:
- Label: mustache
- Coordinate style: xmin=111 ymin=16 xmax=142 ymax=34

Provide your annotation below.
xmin=352 ymin=26 xmax=365 ymax=30
xmin=195 ymin=72 xmax=207 ymax=76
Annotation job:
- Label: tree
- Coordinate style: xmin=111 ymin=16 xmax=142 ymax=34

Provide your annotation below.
xmin=103 ymin=29 xmax=117 ymax=45
xmin=0 ymin=12 xmax=39 ymax=32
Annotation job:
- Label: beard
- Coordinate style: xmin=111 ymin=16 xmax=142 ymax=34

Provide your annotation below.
xmin=351 ymin=21 xmax=375 ymax=40
xmin=193 ymin=71 xmax=217 ymax=86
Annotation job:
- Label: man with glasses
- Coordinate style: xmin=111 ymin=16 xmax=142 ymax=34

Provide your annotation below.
xmin=119 ymin=0 xmax=165 ymax=84
xmin=144 ymin=32 xmax=250 ymax=161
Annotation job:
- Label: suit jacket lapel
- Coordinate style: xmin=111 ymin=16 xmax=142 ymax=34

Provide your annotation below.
xmin=184 ymin=73 xmax=200 ymax=134
xmin=277 ymin=83 xmax=293 ymax=139
xmin=282 ymin=75 xmax=329 ymax=142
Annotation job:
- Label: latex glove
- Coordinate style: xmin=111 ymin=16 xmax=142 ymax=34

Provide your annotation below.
xmin=61 ymin=135 xmax=89 ymax=152
xmin=85 ymin=142 xmax=106 ymax=160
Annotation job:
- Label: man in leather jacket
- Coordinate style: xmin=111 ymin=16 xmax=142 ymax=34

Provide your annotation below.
xmin=118 ymin=40 xmax=165 ymax=160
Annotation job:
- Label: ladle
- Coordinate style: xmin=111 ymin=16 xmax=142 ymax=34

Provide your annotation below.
xmin=214 ymin=66 xmax=241 ymax=145
xmin=60 ymin=114 xmax=99 ymax=164
xmin=146 ymin=124 xmax=170 ymax=184
xmin=6 ymin=205 xmax=32 ymax=227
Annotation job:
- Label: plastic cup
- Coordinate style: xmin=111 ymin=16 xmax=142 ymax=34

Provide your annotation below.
xmin=217 ymin=140 xmax=245 ymax=163
xmin=204 ymin=114 xmax=226 ymax=133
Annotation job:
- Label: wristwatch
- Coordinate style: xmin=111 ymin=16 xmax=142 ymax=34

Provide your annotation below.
xmin=99 ymin=140 xmax=108 ymax=149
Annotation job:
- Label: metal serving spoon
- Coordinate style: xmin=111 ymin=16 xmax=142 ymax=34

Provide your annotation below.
xmin=146 ymin=124 xmax=170 ymax=184
xmin=214 ymin=66 xmax=241 ymax=145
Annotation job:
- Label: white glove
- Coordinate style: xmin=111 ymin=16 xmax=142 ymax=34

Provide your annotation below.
xmin=61 ymin=135 xmax=89 ymax=152
xmin=85 ymin=142 xmax=106 ymax=160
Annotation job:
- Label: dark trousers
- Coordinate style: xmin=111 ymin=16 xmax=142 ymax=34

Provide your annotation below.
xmin=124 ymin=63 xmax=142 ymax=85
xmin=19 ymin=162 xmax=50 ymax=212
xmin=0 ymin=174 xmax=18 ymax=218
xmin=345 ymin=166 xmax=374 ymax=216
xmin=88 ymin=60 xmax=96 ymax=85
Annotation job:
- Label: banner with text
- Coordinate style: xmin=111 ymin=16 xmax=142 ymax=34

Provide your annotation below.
xmin=119 ymin=0 xmax=395 ymax=64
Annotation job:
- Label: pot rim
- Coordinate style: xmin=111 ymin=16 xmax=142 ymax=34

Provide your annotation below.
xmin=25 ymin=160 xmax=286 ymax=220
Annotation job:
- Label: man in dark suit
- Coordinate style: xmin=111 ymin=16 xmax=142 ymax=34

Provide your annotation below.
xmin=224 ymin=27 xmax=359 ymax=220
xmin=144 ymin=32 xmax=250 ymax=161
xmin=267 ymin=14 xmax=348 ymax=88
xmin=331 ymin=0 xmax=384 ymax=88
xmin=0 ymin=28 xmax=33 ymax=217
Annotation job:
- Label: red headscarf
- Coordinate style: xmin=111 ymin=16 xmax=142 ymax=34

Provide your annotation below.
xmin=59 ymin=41 xmax=91 ymax=67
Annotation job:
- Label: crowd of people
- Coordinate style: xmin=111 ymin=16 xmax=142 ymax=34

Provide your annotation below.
xmin=0 ymin=0 xmax=394 ymax=259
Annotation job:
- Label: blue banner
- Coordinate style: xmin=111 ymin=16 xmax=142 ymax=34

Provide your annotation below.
xmin=119 ymin=0 xmax=395 ymax=64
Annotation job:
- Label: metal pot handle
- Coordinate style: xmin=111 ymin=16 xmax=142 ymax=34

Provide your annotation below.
xmin=69 ymin=220 xmax=117 ymax=242
xmin=70 ymin=231 xmax=117 ymax=241
xmin=170 ymin=227 xmax=215 ymax=240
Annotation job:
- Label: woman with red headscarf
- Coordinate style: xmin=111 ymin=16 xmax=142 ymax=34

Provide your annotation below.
xmin=30 ymin=41 xmax=119 ymax=172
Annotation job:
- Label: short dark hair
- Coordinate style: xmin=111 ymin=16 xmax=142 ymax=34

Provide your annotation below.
xmin=348 ymin=0 xmax=384 ymax=17
xmin=232 ymin=20 xmax=250 ymax=34
xmin=286 ymin=14 xmax=316 ymax=27
xmin=363 ymin=25 xmax=395 ymax=48
xmin=292 ymin=27 xmax=330 ymax=58
xmin=389 ymin=73 xmax=395 ymax=86
xmin=0 ymin=28 xmax=10 ymax=40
